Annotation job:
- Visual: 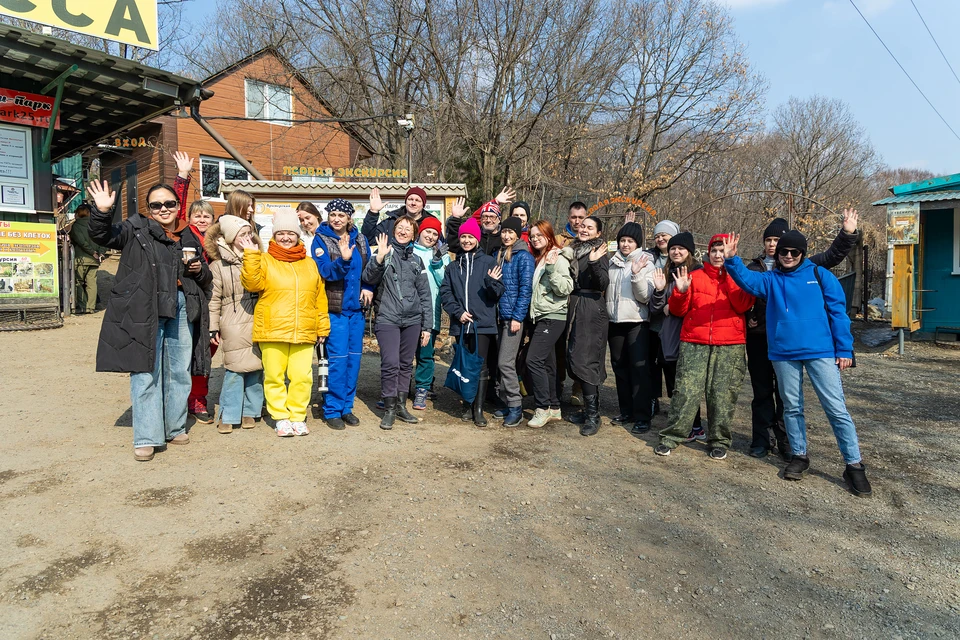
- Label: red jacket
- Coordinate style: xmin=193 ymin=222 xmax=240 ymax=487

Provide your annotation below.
xmin=669 ymin=262 xmax=755 ymax=346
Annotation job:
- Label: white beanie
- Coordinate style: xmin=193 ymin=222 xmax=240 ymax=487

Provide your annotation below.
xmin=272 ymin=211 xmax=301 ymax=238
xmin=219 ymin=215 xmax=250 ymax=244
xmin=653 ymin=220 xmax=680 ymax=237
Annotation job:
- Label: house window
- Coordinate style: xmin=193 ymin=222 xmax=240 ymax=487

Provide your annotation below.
xmin=200 ymin=156 xmax=249 ymax=200
xmin=245 ymin=79 xmax=293 ymax=126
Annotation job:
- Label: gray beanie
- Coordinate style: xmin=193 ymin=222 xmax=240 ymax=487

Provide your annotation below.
xmin=219 ymin=215 xmax=250 ymax=244
xmin=653 ymin=220 xmax=680 ymax=237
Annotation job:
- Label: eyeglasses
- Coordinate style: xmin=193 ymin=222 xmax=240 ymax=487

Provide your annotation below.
xmin=148 ymin=200 xmax=178 ymax=211
xmin=778 ymin=248 xmax=802 ymax=258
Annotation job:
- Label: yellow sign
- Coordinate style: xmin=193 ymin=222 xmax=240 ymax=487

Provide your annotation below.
xmin=588 ymin=196 xmax=657 ymax=218
xmin=0 ymin=0 xmax=158 ymax=51
xmin=282 ymin=166 xmax=408 ymax=179
xmin=0 ymin=221 xmax=59 ymax=298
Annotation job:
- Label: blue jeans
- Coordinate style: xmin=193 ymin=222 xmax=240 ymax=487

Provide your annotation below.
xmin=323 ymin=310 xmax=365 ymax=418
xmin=218 ymin=370 xmax=264 ymax=424
xmin=130 ymin=292 xmax=194 ymax=447
xmin=771 ymin=358 xmax=862 ymax=464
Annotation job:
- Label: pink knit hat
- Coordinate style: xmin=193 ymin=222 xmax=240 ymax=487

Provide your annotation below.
xmin=458 ymin=218 xmax=481 ymax=240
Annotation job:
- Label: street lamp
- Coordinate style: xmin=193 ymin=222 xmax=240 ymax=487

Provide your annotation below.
xmin=397 ymin=113 xmax=414 ymax=185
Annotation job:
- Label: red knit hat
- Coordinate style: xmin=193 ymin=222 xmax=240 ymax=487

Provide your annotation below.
xmin=709 ymin=233 xmax=729 ymax=248
xmin=405 ymin=186 xmax=427 ymax=205
xmin=418 ymin=216 xmax=442 ymax=236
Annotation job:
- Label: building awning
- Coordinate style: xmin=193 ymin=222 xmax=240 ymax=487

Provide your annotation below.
xmin=872 ymin=191 xmax=960 ymax=206
xmin=0 ymin=24 xmax=205 ymax=161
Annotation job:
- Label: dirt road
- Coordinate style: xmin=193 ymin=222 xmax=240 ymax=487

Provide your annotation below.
xmin=1 ymin=277 xmax=958 ymax=639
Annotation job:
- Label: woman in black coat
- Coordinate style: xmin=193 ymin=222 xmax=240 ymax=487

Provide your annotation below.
xmin=88 ymin=180 xmax=212 ymax=462
xmin=561 ymin=215 xmax=610 ymax=436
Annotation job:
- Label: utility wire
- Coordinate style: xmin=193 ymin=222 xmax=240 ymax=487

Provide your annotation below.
xmin=847 ymin=0 xmax=960 ymax=144
xmin=198 ymin=114 xmax=402 ymax=125
xmin=909 ymin=0 xmax=960 ymax=89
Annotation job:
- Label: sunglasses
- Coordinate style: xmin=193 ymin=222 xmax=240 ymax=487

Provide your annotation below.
xmin=778 ymin=248 xmax=802 ymax=258
xmin=148 ymin=200 xmax=178 ymax=212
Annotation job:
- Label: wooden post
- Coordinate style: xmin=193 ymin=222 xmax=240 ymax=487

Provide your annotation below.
xmin=891 ymin=244 xmax=913 ymax=329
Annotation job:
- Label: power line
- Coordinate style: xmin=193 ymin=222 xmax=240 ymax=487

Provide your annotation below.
xmin=909 ymin=0 xmax=960 ymax=89
xmin=847 ymin=0 xmax=960 ymax=144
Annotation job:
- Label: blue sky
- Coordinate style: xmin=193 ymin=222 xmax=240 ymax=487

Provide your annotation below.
xmin=724 ymin=0 xmax=960 ymax=175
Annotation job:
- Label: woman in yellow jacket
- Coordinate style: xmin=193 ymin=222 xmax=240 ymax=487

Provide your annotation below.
xmin=239 ymin=211 xmax=330 ymax=436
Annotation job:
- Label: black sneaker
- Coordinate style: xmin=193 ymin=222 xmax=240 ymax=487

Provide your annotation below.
xmin=783 ymin=455 xmax=810 ymax=481
xmin=630 ymin=421 xmax=651 ymax=434
xmin=326 ymin=417 xmax=345 ymax=430
xmin=191 ymin=409 xmax=214 ymax=424
xmin=654 ymin=444 xmax=672 ymax=457
xmin=748 ymin=446 xmax=768 ymax=459
xmin=843 ymin=463 xmax=873 ymax=497
xmin=611 ymin=414 xmax=632 ymax=425
xmin=708 ymin=447 xmax=727 ymax=460
xmin=342 ymin=413 xmax=360 ymax=426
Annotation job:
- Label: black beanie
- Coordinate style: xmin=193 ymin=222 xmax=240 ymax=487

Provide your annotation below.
xmin=500 ymin=216 xmax=523 ymax=235
xmin=616 ymin=222 xmax=644 ymax=247
xmin=510 ymin=201 xmax=530 ymax=218
xmin=667 ymin=231 xmax=695 ymax=254
xmin=763 ymin=217 xmax=789 ymax=240
xmin=776 ymin=230 xmax=808 ymax=257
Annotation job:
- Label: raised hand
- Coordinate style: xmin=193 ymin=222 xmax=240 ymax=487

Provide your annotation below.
xmin=487 ymin=265 xmax=502 ymax=281
xmin=588 ymin=244 xmax=608 ymax=262
xmin=674 ymin=266 xmax=691 ymax=293
xmin=450 ymin=197 xmax=467 ymax=219
xmin=369 ymin=187 xmax=383 ymax=213
xmin=237 ymin=233 xmax=258 ymax=251
xmin=375 ymin=232 xmax=392 ymax=263
xmin=87 ymin=179 xmax=116 ymax=213
xmin=624 ymin=211 xmax=636 ymax=224
xmin=842 ymin=208 xmax=858 ymax=234
xmin=631 ymin=253 xmax=650 ymax=274
xmin=722 ymin=232 xmax=740 ymax=260
xmin=652 ymin=267 xmax=666 ymax=291
xmin=338 ymin=233 xmax=354 ymax=262
xmin=544 ymin=248 xmax=560 ymax=265
xmin=174 ymin=151 xmax=194 ymax=178
xmin=495 ymin=186 xmax=517 ymax=205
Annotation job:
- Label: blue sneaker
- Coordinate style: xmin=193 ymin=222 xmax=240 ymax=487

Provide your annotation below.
xmin=413 ymin=388 xmax=428 ymax=411
xmin=503 ymin=407 xmax=523 ymax=427
xmin=492 ymin=408 xmax=509 ymax=420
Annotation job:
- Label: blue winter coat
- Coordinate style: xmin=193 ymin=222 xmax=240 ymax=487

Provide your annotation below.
xmin=725 ymin=256 xmax=853 ymax=361
xmin=496 ymin=241 xmax=535 ymax=322
xmin=312 ymin=223 xmax=372 ymax=314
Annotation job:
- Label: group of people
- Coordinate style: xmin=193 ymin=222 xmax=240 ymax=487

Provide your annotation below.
xmin=86 ymin=155 xmax=871 ymax=497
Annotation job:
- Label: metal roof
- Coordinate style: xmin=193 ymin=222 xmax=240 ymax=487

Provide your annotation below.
xmin=0 ymin=25 xmax=205 ymax=161
xmin=872 ymin=191 xmax=960 ymax=206
xmin=221 ymin=180 xmax=468 ymax=198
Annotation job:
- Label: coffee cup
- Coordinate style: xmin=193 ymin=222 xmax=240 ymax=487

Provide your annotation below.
xmin=182 ymin=247 xmax=197 ymax=263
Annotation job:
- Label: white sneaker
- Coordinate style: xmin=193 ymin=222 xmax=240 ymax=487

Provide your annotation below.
xmin=291 ymin=421 xmax=309 ymax=436
xmin=527 ymin=408 xmax=550 ymax=428
xmin=276 ymin=420 xmax=295 ymax=437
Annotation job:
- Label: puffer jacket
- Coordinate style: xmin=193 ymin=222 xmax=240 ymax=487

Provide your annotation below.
xmin=496 ymin=241 xmax=535 ymax=322
xmin=205 ymin=224 xmax=262 ymax=373
xmin=413 ymin=241 xmax=450 ymax=331
xmin=529 ymin=253 xmax=574 ymax=322
xmin=668 ymin=261 xmax=754 ymax=346
xmin=607 ymin=248 xmax=655 ymax=323
xmin=241 ymin=246 xmax=330 ymax=344
xmin=362 ymin=239 xmax=432 ymax=329
xmin=312 ymin=223 xmax=371 ymax=315
xmin=440 ymin=248 xmax=505 ymax=335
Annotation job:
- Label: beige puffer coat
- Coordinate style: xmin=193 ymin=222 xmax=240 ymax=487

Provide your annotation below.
xmin=205 ymin=223 xmax=262 ymax=373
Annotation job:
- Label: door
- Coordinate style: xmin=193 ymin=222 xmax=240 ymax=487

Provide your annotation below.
xmin=919 ymin=208 xmax=959 ymax=332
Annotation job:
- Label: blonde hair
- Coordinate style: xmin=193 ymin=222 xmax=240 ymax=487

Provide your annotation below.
xmin=224 ymin=190 xmax=255 ymax=222
xmin=188 ymin=200 xmax=215 ymax=220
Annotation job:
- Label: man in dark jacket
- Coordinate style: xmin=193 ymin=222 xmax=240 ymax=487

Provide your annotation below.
xmin=444 ymin=187 xmax=516 ymax=256
xmin=69 ymin=204 xmax=106 ymax=314
xmin=745 ymin=210 xmax=860 ymax=459
xmin=361 ymin=186 xmax=438 ymax=244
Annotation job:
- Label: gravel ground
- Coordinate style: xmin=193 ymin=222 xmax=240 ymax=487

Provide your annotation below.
xmin=0 ymin=261 xmax=958 ymax=640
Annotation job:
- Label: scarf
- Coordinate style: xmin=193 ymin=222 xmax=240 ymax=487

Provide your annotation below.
xmin=570 ymin=236 xmax=606 ymax=260
xmin=268 ymin=240 xmax=306 ymax=262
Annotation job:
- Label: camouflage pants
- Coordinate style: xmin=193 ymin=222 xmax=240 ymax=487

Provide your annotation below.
xmin=659 ymin=342 xmax=746 ymax=450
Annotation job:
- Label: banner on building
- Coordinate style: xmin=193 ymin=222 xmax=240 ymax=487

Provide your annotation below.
xmin=0 ymin=88 xmax=60 ymax=129
xmin=0 ymin=221 xmax=59 ymax=299
xmin=887 ymin=202 xmax=920 ymax=245
xmin=0 ymin=0 xmax=158 ymax=51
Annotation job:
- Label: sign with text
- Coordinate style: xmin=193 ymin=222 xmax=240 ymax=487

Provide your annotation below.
xmin=0 ymin=221 xmax=59 ymax=298
xmin=283 ymin=166 xmax=409 ymax=180
xmin=0 ymin=88 xmax=60 ymax=129
xmin=0 ymin=123 xmax=35 ymax=212
xmin=887 ymin=202 xmax=920 ymax=245
xmin=0 ymin=0 xmax=158 ymax=51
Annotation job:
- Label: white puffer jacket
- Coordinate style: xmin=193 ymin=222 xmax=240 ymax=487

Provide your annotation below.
xmin=606 ymin=248 xmax=655 ymax=323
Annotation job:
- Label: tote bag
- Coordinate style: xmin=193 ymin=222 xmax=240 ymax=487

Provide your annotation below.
xmin=444 ymin=322 xmax=485 ymax=402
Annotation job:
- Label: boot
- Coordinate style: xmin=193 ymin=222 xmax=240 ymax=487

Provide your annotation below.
xmin=396 ymin=392 xmax=419 ymax=424
xmin=461 ymin=400 xmax=474 ymax=422
xmin=380 ymin=397 xmax=397 ymax=430
xmin=843 ymin=463 xmax=872 ymax=497
xmin=579 ymin=394 xmax=600 ymax=436
xmin=473 ymin=375 xmax=489 ymax=427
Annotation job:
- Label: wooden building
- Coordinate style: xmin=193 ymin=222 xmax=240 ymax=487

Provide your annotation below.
xmin=96 ymin=48 xmax=374 ymax=220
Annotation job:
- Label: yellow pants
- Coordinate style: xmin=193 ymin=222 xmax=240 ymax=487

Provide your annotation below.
xmin=260 ymin=342 xmax=314 ymax=422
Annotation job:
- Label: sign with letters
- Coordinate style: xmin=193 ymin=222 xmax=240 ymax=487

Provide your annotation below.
xmin=0 ymin=0 xmax=158 ymax=51
xmin=0 ymin=88 xmax=60 ymax=129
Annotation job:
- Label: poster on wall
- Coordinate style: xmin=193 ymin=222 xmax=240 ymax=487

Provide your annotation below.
xmin=887 ymin=202 xmax=920 ymax=245
xmin=254 ymin=200 xmax=447 ymax=244
xmin=0 ymin=88 xmax=60 ymax=129
xmin=0 ymin=221 xmax=59 ymax=299
xmin=0 ymin=123 xmax=35 ymax=212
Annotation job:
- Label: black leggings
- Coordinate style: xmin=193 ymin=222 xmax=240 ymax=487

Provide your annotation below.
xmin=526 ymin=318 xmax=565 ymax=408
xmin=457 ymin=332 xmax=496 ymax=378
xmin=574 ymin=377 xmax=598 ymax=397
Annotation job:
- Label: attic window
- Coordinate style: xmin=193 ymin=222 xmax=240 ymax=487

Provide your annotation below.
xmin=245 ymin=79 xmax=293 ymax=126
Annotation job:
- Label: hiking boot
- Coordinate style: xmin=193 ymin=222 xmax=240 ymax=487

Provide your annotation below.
xmin=783 ymin=455 xmax=810 ymax=481
xmin=326 ymin=416 xmax=345 ymax=431
xmin=342 ymin=413 xmax=360 ymax=426
xmin=503 ymin=407 xmax=523 ymax=428
xmin=380 ymin=397 xmax=397 ymax=430
xmin=579 ymin=394 xmax=600 ymax=436
xmin=461 ymin=401 xmax=474 ymax=422
xmin=748 ymin=446 xmax=768 ymax=459
xmin=843 ymin=463 xmax=873 ymax=497
xmin=527 ymin=408 xmax=550 ymax=428
xmin=611 ymin=413 xmax=632 ymax=425
xmin=684 ymin=426 xmax=706 ymax=442
xmin=630 ymin=420 xmax=651 ymax=434
xmin=654 ymin=444 xmax=672 ymax=457
xmin=412 ymin=388 xmax=428 ymax=411
xmin=396 ymin=392 xmax=419 ymax=424
xmin=708 ymin=447 xmax=727 ymax=460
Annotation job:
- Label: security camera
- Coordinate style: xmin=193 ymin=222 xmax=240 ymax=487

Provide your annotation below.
xmin=397 ymin=114 xmax=415 ymax=131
